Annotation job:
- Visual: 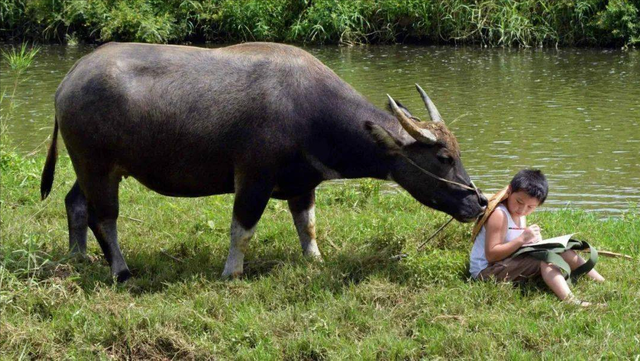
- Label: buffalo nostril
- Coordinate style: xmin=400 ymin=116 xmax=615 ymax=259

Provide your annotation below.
xmin=479 ymin=195 xmax=488 ymax=208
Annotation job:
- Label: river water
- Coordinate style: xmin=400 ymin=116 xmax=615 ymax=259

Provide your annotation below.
xmin=1 ymin=44 xmax=639 ymax=215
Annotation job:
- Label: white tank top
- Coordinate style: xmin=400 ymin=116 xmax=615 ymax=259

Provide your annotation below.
xmin=469 ymin=204 xmax=524 ymax=278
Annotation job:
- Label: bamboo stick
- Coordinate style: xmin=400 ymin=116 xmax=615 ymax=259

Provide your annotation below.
xmin=580 ymin=249 xmax=633 ymax=260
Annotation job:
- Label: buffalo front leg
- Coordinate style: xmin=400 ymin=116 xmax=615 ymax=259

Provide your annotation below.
xmin=221 ymin=177 xmax=274 ymax=279
xmin=65 ymin=181 xmax=89 ymax=255
xmin=288 ymin=190 xmax=321 ymax=259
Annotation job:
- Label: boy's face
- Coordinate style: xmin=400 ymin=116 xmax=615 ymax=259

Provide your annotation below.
xmin=506 ymin=190 xmax=541 ymax=218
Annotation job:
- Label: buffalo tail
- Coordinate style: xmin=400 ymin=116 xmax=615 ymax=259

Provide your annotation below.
xmin=40 ymin=116 xmax=58 ymax=200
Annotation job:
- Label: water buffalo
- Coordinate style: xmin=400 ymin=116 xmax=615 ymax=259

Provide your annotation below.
xmin=41 ymin=42 xmax=487 ymax=281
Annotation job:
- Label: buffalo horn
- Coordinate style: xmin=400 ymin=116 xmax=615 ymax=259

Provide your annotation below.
xmin=415 ymin=84 xmax=444 ymax=123
xmin=387 ymin=94 xmax=437 ymax=144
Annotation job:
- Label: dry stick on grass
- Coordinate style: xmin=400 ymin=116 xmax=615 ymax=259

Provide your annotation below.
xmin=581 ymin=249 xmax=633 ymax=260
xmin=326 ymin=237 xmax=341 ymax=251
xmin=160 ymin=249 xmax=184 ymax=263
xmin=122 ymin=216 xmax=143 ymax=223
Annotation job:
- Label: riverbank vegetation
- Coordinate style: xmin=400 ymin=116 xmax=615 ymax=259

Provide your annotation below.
xmin=1 ymin=148 xmax=639 ymax=358
xmin=1 ymin=0 xmax=639 ymax=47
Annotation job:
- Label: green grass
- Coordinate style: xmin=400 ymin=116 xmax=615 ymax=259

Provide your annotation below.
xmin=1 ymin=0 xmax=639 ymax=47
xmin=1 ymin=149 xmax=639 ymax=359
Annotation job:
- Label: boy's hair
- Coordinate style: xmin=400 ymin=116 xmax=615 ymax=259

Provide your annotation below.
xmin=510 ymin=169 xmax=548 ymax=205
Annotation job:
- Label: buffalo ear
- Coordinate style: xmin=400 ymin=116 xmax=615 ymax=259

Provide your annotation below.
xmin=364 ymin=122 xmax=402 ymax=154
xmin=386 ymin=99 xmax=414 ymax=119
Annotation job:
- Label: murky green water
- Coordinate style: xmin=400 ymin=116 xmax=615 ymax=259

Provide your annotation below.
xmin=2 ymin=44 xmax=639 ymax=215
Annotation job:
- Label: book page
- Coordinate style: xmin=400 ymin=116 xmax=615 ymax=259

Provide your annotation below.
xmin=521 ymin=233 xmax=574 ymax=248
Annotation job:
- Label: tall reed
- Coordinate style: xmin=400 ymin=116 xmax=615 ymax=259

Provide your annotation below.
xmin=2 ymin=42 xmax=39 ymax=73
xmin=0 ymin=43 xmax=40 ymax=154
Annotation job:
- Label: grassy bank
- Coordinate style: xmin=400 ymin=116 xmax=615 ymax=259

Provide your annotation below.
xmin=1 ymin=147 xmax=639 ymax=359
xmin=1 ymin=0 xmax=639 ymax=47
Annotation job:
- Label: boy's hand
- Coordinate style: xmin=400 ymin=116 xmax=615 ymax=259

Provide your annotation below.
xmin=522 ymin=224 xmax=542 ymax=245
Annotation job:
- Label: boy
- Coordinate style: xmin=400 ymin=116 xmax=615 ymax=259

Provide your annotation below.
xmin=469 ymin=169 xmax=605 ymax=306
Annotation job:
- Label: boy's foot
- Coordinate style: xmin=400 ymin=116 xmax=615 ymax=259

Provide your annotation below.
xmin=563 ymin=293 xmax=607 ymax=308
xmin=586 ymin=269 xmax=605 ymax=282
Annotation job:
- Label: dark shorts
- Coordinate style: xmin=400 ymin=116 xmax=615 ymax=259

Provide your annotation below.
xmin=477 ymin=255 xmax=542 ymax=282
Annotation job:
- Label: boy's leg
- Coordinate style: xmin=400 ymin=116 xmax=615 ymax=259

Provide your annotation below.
xmin=540 ymin=261 xmax=603 ymax=307
xmin=540 ymin=261 xmax=572 ymax=300
xmin=560 ymin=250 xmax=605 ymax=282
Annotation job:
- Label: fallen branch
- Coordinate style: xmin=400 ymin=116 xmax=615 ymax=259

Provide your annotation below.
xmin=160 ymin=249 xmax=184 ymax=263
xmin=580 ymin=249 xmax=633 ymax=260
xmin=326 ymin=237 xmax=341 ymax=251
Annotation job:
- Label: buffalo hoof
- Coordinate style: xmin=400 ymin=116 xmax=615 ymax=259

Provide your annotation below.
xmin=302 ymin=242 xmax=323 ymax=261
xmin=115 ymin=269 xmax=132 ymax=283
xmin=303 ymin=251 xmax=323 ymax=262
xmin=222 ymin=256 xmax=244 ymax=279
xmin=221 ymin=269 xmax=243 ymax=280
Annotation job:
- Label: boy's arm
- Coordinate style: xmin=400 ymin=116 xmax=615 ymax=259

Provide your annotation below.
xmin=484 ymin=211 xmax=531 ymax=263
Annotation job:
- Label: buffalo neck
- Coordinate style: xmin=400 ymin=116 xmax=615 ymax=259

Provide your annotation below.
xmin=307 ymin=97 xmax=404 ymax=181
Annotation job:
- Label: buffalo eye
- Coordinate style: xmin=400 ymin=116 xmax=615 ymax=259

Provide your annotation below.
xmin=437 ymin=150 xmax=454 ymax=165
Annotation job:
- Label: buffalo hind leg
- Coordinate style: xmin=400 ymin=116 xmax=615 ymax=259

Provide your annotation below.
xmin=79 ymin=172 xmax=131 ymax=282
xmin=288 ymin=190 xmax=321 ymax=259
xmin=222 ymin=177 xmax=274 ymax=279
xmin=65 ymin=181 xmax=89 ymax=255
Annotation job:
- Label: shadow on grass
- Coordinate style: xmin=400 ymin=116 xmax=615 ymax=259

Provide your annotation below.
xmin=10 ymin=239 xmax=551 ymax=300
xmin=457 ymin=260 xmax=550 ymax=296
xmin=58 ymin=236 xmax=414 ymax=296
xmin=9 ymin=232 xmax=556 ymax=299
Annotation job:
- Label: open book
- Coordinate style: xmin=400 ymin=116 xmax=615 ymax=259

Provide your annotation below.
xmin=519 ymin=233 xmax=575 ymax=249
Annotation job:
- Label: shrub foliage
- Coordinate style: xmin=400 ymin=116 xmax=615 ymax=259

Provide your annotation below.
xmin=1 ymin=0 xmax=639 ymax=47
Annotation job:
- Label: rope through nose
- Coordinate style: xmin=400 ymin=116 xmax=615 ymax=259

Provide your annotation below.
xmin=396 ymin=155 xmax=484 ymax=253
xmin=470 ymin=180 xmax=486 ymax=211
xmin=416 ymin=216 xmax=454 ymax=251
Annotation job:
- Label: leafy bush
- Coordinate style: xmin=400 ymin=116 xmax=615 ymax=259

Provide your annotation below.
xmin=593 ymin=0 xmax=640 ymax=46
xmin=1 ymin=0 xmax=639 ymax=47
xmin=97 ymin=1 xmax=175 ymax=43
xmin=216 ymin=0 xmax=294 ymax=42
xmin=288 ymin=0 xmax=375 ymax=44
